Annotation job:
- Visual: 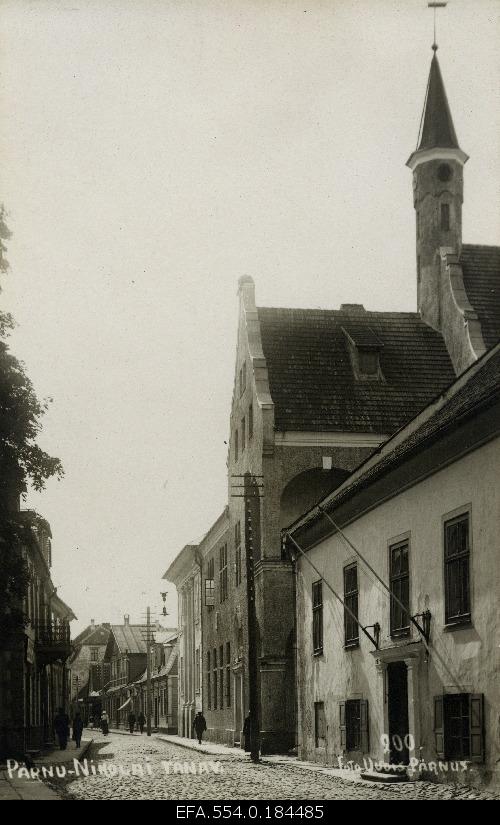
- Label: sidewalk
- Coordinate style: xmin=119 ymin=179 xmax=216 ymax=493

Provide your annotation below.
xmin=0 ymin=738 xmax=93 ymax=801
xmin=155 ymin=732 xmax=366 ymax=784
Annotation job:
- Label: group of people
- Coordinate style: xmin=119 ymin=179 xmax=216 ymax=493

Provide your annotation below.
xmin=53 ymin=708 xmax=84 ymax=751
xmin=127 ymin=711 xmax=147 ymax=734
xmin=54 ymin=707 xmax=253 ymax=752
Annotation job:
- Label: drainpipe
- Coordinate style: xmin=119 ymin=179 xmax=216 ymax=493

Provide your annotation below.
xmin=292 ymin=555 xmax=301 ymax=755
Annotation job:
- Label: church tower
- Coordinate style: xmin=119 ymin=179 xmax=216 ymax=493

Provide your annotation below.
xmin=407 ymin=47 xmax=468 ymax=330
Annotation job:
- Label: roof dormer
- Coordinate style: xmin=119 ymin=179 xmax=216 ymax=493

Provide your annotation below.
xmin=342 ymin=322 xmax=384 ymax=382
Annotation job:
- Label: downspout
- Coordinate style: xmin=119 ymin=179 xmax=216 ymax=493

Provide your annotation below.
xmin=292 ymin=555 xmax=301 ymax=756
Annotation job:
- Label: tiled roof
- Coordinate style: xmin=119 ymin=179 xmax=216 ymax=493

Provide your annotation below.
xmin=73 ymin=625 xmax=110 ymax=648
xmin=461 ymin=244 xmax=500 ymax=350
xmin=111 ymin=625 xmax=149 ymax=655
xmin=290 ymin=343 xmax=500 ymax=538
xmin=417 ymin=53 xmax=459 ymax=151
xmin=257 ymin=307 xmax=456 ymax=434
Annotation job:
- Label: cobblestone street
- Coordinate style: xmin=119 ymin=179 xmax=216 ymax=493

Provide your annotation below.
xmin=43 ymin=732 xmax=499 ymax=801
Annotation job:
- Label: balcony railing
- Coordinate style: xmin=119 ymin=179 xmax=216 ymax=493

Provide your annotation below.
xmin=34 ymin=621 xmax=72 ymax=663
xmin=35 ymin=621 xmax=71 ymax=645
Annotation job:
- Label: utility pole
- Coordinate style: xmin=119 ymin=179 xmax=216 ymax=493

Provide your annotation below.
xmin=244 ymin=472 xmax=262 ymax=763
xmin=146 ymin=606 xmax=152 ymax=737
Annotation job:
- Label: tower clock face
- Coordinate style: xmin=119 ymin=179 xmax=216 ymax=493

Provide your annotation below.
xmin=437 ymin=163 xmax=453 ymax=182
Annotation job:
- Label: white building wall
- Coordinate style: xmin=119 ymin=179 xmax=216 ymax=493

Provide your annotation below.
xmin=297 ymin=436 xmax=500 ymax=788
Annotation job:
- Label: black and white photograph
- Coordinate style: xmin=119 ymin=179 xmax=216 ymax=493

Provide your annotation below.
xmin=0 ymin=0 xmax=499 ymax=805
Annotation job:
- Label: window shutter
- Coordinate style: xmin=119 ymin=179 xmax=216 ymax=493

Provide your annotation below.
xmin=469 ymin=694 xmax=484 ymax=763
xmin=339 ymin=702 xmax=346 ymax=749
xmin=360 ymin=699 xmax=369 ymax=753
xmin=434 ymin=695 xmax=445 ymax=759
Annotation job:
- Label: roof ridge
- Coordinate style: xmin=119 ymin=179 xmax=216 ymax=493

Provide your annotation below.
xmin=462 ymin=243 xmax=500 ymax=251
xmin=257 ymin=305 xmax=421 ymax=317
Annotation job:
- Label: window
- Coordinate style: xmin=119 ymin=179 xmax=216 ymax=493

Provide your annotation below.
xmin=235 ymin=522 xmax=242 ymax=587
xmin=340 ymin=699 xmax=369 ymax=752
xmin=434 ymin=694 xmax=484 ymax=763
xmin=314 ymin=702 xmax=326 ymax=748
xmin=226 ymin=642 xmax=231 ymax=708
xmin=444 ymin=513 xmax=471 ymax=624
xmin=219 ymin=644 xmax=224 ymax=709
xmin=219 ymin=544 xmax=228 ymax=603
xmin=239 ymin=362 xmax=246 ymax=396
xmin=195 ymin=648 xmax=200 ymax=693
xmin=248 ymin=402 xmax=253 ymax=441
xmin=344 ymin=563 xmax=359 ymax=647
xmin=205 ymin=558 xmax=215 ymax=607
xmin=234 ymin=429 xmax=239 ymax=462
xmin=241 ymin=416 xmax=246 ymax=451
xmin=206 ymin=652 xmax=211 ymax=710
xmin=441 ymin=202 xmax=450 ymax=231
xmin=389 ymin=541 xmax=410 ymax=636
xmin=213 ymin=649 xmax=218 ymax=710
xmin=312 ymin=581 xmax=323 ymax=655
xmin=90 ymin=647 xmax=99 ymax=662
xmin=358 ymin=349 xmax=379 ymax=376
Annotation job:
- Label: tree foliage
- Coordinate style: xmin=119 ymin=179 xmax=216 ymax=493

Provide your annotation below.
xmin=0 ymin=205 xmax=63 ymax=638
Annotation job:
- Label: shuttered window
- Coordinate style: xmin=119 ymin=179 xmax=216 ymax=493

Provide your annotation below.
xmin=314 ymin=702 xmax=326 ymax=748
xmin=344 ymin=563 xmax=359 ymax=647
xmin=434 ymin=693 xmax=484 ymax=763
xmin=340 ymin=699 xmax=369 ymax=752
xmin=389 ymin=541 xmax=410 ymax=635
xmin=444 ymin=514 xmax=471 ymax=624
xmin=312 ymin=580 xmax=323 ymax=655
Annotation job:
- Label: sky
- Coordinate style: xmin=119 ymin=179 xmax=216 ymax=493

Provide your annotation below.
xmin=0 ymin=0 xmax=499 ymax=634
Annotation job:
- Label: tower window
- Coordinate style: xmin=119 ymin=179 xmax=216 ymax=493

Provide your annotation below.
xmin=441 ymin=203 xmax=450 ymax=232
xmin=437 ymin=163 xmax=453 ymax=183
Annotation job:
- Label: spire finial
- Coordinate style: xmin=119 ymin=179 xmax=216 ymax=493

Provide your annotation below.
xmin=428 ymin=2 xmax=447 ymax=52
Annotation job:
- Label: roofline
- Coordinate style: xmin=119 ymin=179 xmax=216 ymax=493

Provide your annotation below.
xmin=406 ymin=145 xmax=469 ymax=170
xmin=51 ymin=592 xmax=77 ymax=622
xmin=162 ymin=543 xmax=199 ymax=583
xmin=287 ymin=341 xmax=500 ymax=538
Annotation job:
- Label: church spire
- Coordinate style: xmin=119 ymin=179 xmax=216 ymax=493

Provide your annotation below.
xmin=416 ymin=51 xmax=459 ymax=152
xmin=406 ymin=40 xmax=469 ymax=332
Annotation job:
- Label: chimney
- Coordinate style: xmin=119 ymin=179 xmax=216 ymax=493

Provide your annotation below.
xmin=91 ymin=619 xmax=95 ymax=629
xmin=124 ymin=614 xmax=130 ymax=626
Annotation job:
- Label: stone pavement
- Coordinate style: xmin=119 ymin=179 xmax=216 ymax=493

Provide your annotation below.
xmin=96 ymin=731 xmax=498 ymax=800
xmin=0 ymin=738 xmax=92 ymax=801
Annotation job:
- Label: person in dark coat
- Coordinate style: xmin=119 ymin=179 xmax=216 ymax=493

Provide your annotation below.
xmin=138 ymin=712 xmax=146 ymax=734
xmin=72 ymin=712 xmax=84 ymax=748
xmin=193 ymin=711 xmax=207 ymax=745
xmin=100 ymin=711 xmax=109 ymax=735
xmin=243 ymin=711 xmax=251 ymax=753
xmin=128 ymin=711 xmax=136 ymax=734
xmin=54 ymin=708 xmax=70 ymax=750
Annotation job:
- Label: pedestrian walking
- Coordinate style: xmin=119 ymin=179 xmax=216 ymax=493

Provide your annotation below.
xmin=73 ymin=712 xmax=84 ymax=748
xmin=192 ymin=711 xmax=207 ymax=745
xmin=128 ymin=711 xmax=136 ymax=734
xmin=100 ymin=710 xmax=109 ymax=735
xmin=243 ymin=711 xmax=251 ymax=753
xmin=53 ymin=707 xmax=70 ymax=750
xmin=137 ymin=711 xmax=146 ymax=734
